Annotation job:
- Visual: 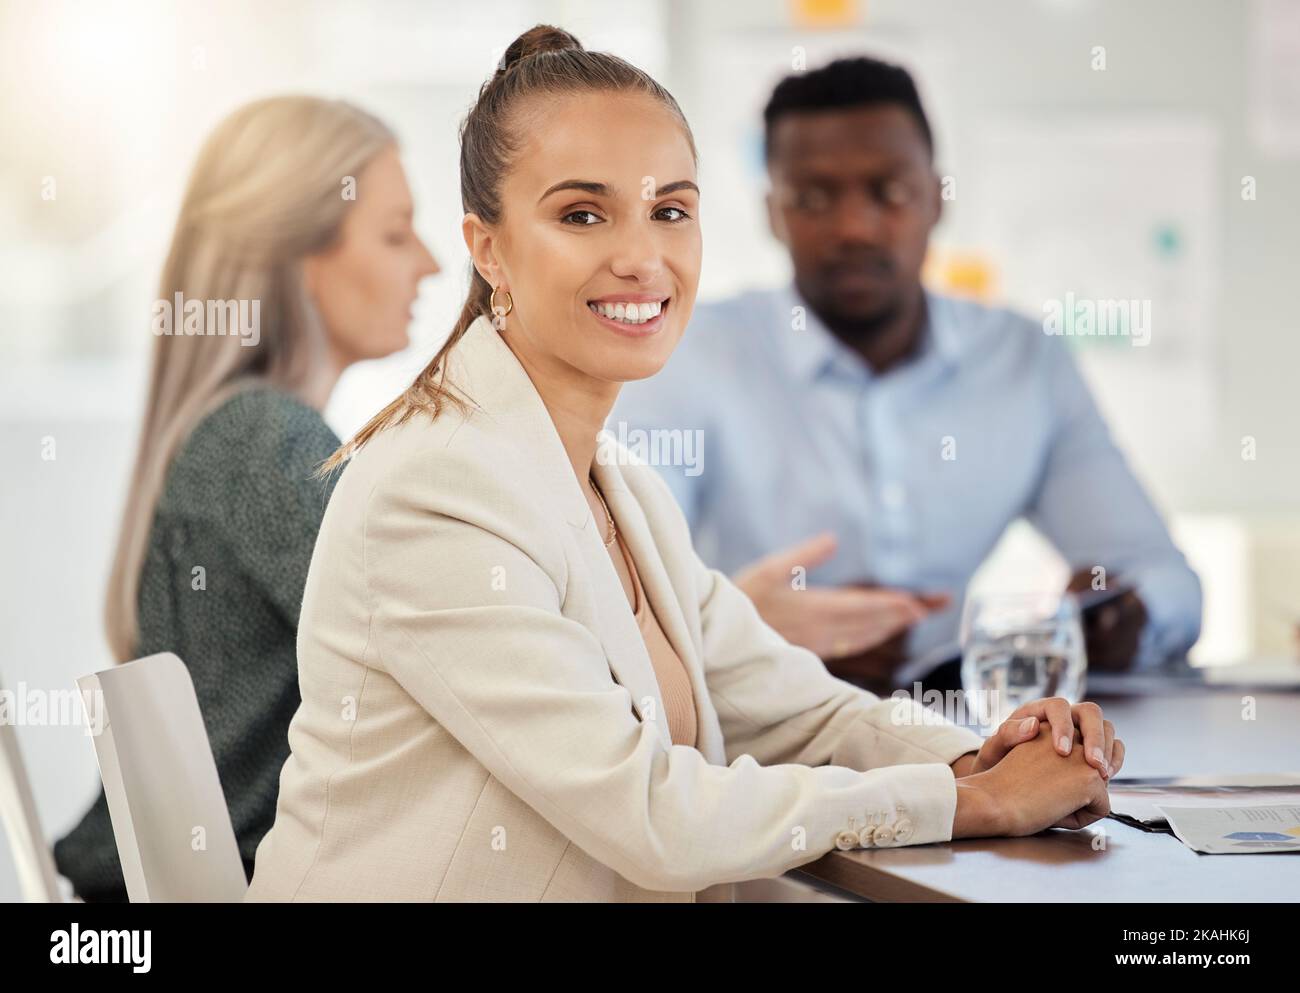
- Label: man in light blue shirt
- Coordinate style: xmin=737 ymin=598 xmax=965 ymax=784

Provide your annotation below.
xmin=612 ymin=56 xmax=1201 ymax=691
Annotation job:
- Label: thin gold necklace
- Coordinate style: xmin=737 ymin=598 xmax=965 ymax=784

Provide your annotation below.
xmin=590 ymin=474 xmax=616 ymax=546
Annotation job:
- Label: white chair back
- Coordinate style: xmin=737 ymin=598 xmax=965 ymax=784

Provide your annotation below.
xmin=78 ymin=652 xmax=247 ymax=902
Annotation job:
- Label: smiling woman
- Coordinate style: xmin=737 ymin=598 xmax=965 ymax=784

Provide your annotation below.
xmin=479 ymin=85 xmax=700 ymax=385
xmin=245 ymin=24 xmax=1112 ymax=904
xmin=317 ymin=34 xmax=702 ymax=470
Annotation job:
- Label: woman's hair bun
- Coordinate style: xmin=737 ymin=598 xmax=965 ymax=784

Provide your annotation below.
xmin=496 ymin=24 xmax=583 ymax=74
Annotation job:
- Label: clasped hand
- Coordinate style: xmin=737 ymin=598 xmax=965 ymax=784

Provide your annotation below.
xmin=952 ymin=697 xmax=1124 ymax=831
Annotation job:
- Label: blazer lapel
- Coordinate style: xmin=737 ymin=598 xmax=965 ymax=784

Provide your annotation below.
xmin=444 ymin=316 xmax=590 ymax=530
xmin=593 ymin=451 xmax=725 ymax=762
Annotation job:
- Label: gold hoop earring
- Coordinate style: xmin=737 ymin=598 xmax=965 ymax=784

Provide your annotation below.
xmin=490 ymin=286 xmax=514 ymax=330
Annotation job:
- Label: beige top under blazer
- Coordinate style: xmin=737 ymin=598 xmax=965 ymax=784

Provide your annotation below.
xmin=246 ymin=314 xmax=985 ymax=903
xmin=613 ymin=525 xmax=698 ymax=748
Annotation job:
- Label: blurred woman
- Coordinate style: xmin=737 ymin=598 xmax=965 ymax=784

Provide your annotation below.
xmin=248 ymin=27 xmax=1123 ymax=903
xmin=55 ymin=95 xmax=438 ymax=901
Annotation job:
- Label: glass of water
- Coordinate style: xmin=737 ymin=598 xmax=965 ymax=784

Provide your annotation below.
xmin=959 ymin=592 xmax=1086 ymax=734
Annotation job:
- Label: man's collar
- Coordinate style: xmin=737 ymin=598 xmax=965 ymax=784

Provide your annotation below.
xmin=772 ymin=282 xmax=963 ymax=384
xmin=770 ymin=282 xmax=863 ymax=384
xmin=921 ymin=292 xmax=965 ymax=373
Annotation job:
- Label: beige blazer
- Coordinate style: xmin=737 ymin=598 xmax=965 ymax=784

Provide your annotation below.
xmin=246 ymin=314 xmax=985 ymax=902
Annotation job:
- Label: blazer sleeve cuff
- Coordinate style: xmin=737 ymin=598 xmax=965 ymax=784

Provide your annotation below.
xmin=831 ymin=761 xmax=961 ymax=849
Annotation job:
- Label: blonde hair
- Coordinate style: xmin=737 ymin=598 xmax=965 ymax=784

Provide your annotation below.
xmin=317 ymin=23 xmax=698 ymax=475
xmin=105 ymin=95 xmax=396 ymax=662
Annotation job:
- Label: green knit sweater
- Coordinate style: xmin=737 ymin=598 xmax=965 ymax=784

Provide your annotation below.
xmin=54 ymin=385 xmax=341 ymax=901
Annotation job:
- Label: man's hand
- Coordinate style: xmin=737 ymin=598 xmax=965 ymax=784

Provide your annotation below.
xmin=822 ymin=630 xmax=910 ymax=694
xmin=733 ymin=533 xmax=939 ymax=665
xmin=1067 ymin=569 xmax=1148 ymax=672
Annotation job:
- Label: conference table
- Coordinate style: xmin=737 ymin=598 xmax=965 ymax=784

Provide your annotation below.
xmin=758 ymin=674 xmax=1300 ymax=902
